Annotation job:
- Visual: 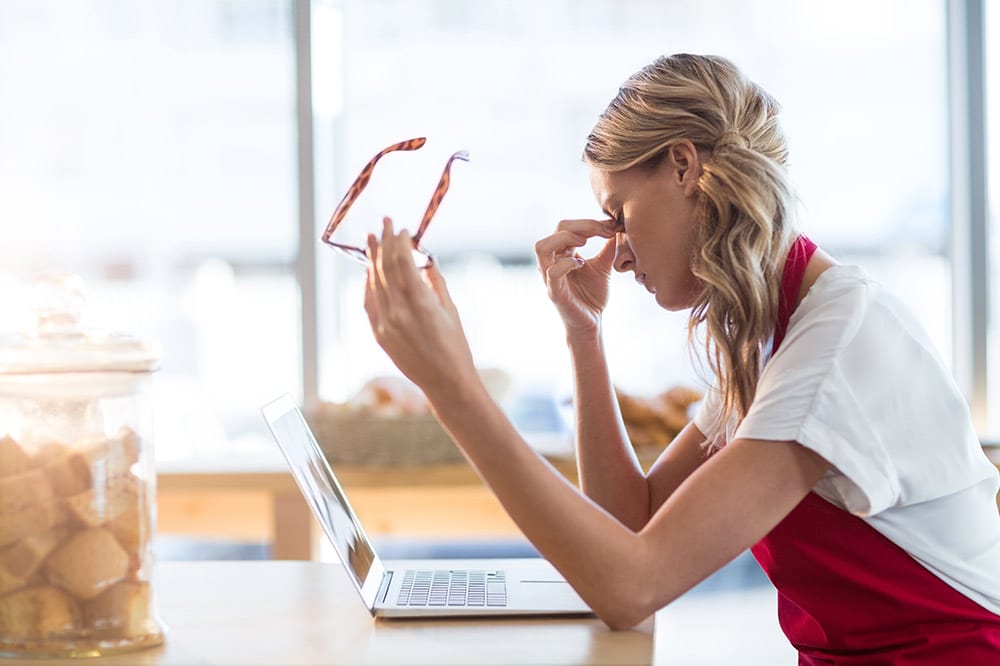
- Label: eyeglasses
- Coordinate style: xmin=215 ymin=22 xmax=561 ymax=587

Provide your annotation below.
xmin=321 ymin=137 xmax=469 ymax=268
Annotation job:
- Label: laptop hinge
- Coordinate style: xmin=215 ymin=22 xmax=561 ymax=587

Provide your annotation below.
xmin=376 ymin=569 xmax=393 ymax=605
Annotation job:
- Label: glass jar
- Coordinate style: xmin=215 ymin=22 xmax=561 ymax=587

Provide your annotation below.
xmin=0 ymin=275 xmax=165 ymax=657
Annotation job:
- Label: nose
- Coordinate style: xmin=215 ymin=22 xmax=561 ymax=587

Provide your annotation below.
xmin=612 ymin=232 xmax=634 ymax=273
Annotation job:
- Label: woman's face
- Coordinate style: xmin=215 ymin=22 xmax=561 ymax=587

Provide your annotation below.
xmin=588 ymin=143 xmax=703 ymax=311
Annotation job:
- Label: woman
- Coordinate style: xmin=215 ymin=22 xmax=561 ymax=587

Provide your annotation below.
xmin=361 ymin=53 xmax=1000 ymax=662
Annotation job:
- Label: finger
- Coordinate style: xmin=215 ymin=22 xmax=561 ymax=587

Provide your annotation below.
xmin=534 ymin=229 xmax=590 ymax=263
xmin=422 ymin=262 xmax=460 ymax=316
xmin=546 ymin=255 xmax=587 ymax=283
xmin=363 ymin=265 xmax=379 ymax=325
xmin=376 ymin=217 xmax=419 ymax=285
xmin=370 ymin=221 xmax=393 ymax=295
xmin=378 ymin=216 xmax=415 ymax=293
xmin=364 ymin=233 xmax=389 ymax=321
xmin=381 ymin=214 xmax=396 ymax=239
xmin=554 ymin=218 xmax=618 ymax=238
xmin=392 ymin=229 xmax=423 ymax=294
xmin=379 ymin=215 xmax=398 ymax=278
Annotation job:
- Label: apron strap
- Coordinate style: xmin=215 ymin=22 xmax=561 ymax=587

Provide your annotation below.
xmin=773 ymin=235 xmax=817 ymax=352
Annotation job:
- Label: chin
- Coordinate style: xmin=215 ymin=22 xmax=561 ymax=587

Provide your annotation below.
xmin=654 ymin=290 xmax=697 ymax=312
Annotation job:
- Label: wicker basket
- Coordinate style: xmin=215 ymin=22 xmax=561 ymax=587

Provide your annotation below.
xmin=305 ymin=405 xmax=464 ymax=467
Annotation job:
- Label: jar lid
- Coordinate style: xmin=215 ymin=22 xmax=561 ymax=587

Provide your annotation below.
xmin=0 ymin=274 xmax=160 ymax=375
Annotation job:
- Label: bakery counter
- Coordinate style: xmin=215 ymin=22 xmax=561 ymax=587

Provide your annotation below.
xmin=156 ymin=446 xmax=1000 ymax=560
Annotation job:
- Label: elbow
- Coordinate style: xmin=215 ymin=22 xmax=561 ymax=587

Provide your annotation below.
xmin=590 ymin=584 xmax=660 ymax=631
xmin=595 ymin=603 xmax=654 ymax=631
xmin=588 ymin=546 xmax=666 ymax=630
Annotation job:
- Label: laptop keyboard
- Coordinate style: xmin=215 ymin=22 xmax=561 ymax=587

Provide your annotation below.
xmin=397 ymin=569 xmax=508 ymax=607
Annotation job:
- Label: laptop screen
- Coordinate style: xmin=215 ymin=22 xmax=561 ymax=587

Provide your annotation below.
xmin=262 ymin=394 xmax=378 ymax=594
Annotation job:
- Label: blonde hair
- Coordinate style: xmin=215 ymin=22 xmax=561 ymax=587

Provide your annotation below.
xmin=583 ymin=53 xmax=797 ymax=448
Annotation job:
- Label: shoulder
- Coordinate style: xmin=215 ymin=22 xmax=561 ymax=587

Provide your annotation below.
xmin=743 ymin=264 xmax=989 ymax=515
xmin=780 ymin=263 xmax=941 ymax=368
xmin=786 ymin=264 xmax=872 ymax=345
xmin=781 ymin=264 xmax=948 ymax=381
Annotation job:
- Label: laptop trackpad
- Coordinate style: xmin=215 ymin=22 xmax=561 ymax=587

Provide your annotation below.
xmin=519 ymin=579 xmax=588 ymax=607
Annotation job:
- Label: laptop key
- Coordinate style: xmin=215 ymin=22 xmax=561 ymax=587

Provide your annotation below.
xmin=397 ymin=569 xmax=507 ymax=607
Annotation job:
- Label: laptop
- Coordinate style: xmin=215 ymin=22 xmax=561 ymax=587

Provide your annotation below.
xmin=262 ymin=393 xmax=593 ymax=618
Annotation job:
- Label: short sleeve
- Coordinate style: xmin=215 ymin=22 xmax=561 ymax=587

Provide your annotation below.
xmin=734 ymin=267 xmax=988 ymax=517
xmin=693 ymin=383 xmax=722 ymax=438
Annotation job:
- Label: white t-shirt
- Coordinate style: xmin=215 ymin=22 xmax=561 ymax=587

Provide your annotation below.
xmin=694 ymin=264 xmax=1000 ymax=614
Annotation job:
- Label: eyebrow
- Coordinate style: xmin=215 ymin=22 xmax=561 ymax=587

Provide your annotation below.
xmin=601 ymin=195 xmax=618 ymax=220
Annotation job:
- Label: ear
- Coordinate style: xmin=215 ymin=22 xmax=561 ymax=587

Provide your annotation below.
xmin=666 ymin=141 xmax=702 ymax=197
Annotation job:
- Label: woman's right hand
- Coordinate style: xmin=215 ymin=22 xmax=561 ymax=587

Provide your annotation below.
xmin=534 ymin=218 xmax=618 ymax=337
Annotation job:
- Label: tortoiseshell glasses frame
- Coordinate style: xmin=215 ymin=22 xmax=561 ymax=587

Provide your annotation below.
xmin=320 ymin=137 xmax=469 ymax=268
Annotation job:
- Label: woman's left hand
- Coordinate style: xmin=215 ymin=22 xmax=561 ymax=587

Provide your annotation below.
xmin=363 ymin=217 xmax=480 ymax=402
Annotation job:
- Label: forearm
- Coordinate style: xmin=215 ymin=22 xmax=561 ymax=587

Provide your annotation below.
xmin=568 ymin=328 xmax=651 ymax=530
xmin=427 ymin=379 xmax=656 ymax=628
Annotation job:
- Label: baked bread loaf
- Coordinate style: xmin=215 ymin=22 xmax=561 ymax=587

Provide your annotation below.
xmin=615 ymin=385 xmax=703 ymax=451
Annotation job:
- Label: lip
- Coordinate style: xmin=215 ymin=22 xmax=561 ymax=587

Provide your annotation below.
xmin=636 ymin=273 xmax=654 ymax=293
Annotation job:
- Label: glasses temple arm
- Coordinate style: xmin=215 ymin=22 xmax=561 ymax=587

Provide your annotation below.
xmin=413 ymin=150 xmax=470 ymax=244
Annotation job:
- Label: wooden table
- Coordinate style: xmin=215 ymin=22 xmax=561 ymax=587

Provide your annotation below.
xmin=0 ymin=561 xmax=654 ymax=666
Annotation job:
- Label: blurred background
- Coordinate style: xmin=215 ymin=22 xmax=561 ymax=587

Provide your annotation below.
xmin=0 ymin=0 xmax=995 ymax=462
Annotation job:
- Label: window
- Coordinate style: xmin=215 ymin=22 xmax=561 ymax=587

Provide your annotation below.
xmin=985 ymin=0 xmax=1000 ymax=437
xmin=0 ymin=0 xmax=300 ymax=459
xmin=316 ymin=0 xmax=950 ymax=422
xmin=0 ymin=1 xmax=976 ymax=458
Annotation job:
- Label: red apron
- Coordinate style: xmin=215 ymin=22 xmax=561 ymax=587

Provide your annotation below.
xmin=750 ymin=235 xmax=1000 ymax=664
